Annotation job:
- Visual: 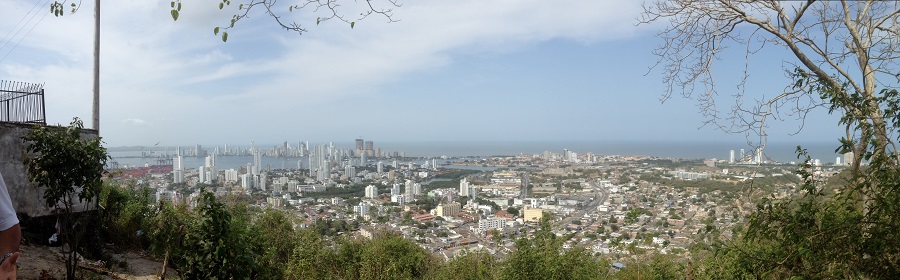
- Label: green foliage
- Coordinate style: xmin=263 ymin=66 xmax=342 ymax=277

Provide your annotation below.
xmin=424 ymin=179 xmax=460 ymax=191
xmin=286 ymin=230 xmax=439 ymax=280
xmin=505 ymin=207 xmax=519 ymax=216
xmin=615 ymin=254 xmax=686 ymax=280
xmin=434 ymin=169 xmax=481 ymax=179
xmin=23 ymin=118 xmax=107 ymax=280
xmin=437 ymin=250 xmax=498 ymax=280
xmin=177 ymin=191 xmax=256 ymax=279
xmin=252 ymin=209 xmax=298 ymax=278
xmin=732 ymin=147 xmax=900 ymax=278
xmin=500 ymin=220 xmax=607 ymax=280
xmin=355 ymin=232 xmax=440 ymax=279
xmin=24 ymin=118 xmax=107 ymax=209
xmin=285 ymin=229 xmax=332 ymax=279
xmin=98 ymin=181 xmax=154 ymax=249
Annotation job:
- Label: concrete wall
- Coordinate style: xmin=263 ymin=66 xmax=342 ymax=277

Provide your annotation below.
xmin=0 ymin=122 xmax=99 ymax=218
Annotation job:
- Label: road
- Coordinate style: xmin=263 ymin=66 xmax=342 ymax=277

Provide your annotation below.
xmin=556 ymin=180 xmax=608 ymax=229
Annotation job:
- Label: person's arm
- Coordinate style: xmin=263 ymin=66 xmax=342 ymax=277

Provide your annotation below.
xmin=0 ymin=172 xmax=17 ymax=279
xmin=0 ymin=224 xmax=19 ymax=255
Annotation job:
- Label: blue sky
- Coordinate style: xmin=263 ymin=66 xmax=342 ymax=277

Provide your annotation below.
xmin=0 ymin=0 xmax=842 ymax=147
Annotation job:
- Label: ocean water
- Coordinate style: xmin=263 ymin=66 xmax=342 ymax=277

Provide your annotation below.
xmin=373 ymin=140 xmax=839 ymax=162
xmin=108 ymin=140 xmax=842 ymax=170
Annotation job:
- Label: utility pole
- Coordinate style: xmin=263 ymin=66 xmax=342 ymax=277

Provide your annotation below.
xmin=92 ymin=0 xmax=100 ymax=131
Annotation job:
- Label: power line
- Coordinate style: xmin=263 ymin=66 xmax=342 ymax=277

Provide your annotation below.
xmin=0 ymin=0 xmax=51 ymax=54
xmin=0 ymin=0 xmax=53 ymax=65
xmin=0 ymin=0 xmax=45 ymax=47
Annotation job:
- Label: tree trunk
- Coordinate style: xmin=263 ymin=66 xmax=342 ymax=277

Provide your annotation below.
xmin=160 ymin=246 xmax=169 ymax=280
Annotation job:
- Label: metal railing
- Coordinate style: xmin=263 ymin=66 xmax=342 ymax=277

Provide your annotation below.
xmin=0 ymin=80 xmax=45 ymax=125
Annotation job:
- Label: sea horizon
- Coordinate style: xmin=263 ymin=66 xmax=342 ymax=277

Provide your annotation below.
xmin=108 ymin=140 xmax=843 ymax=168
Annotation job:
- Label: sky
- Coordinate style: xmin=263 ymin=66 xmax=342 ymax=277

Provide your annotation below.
xmin=0 ymin=0 xmax=843 ymax=148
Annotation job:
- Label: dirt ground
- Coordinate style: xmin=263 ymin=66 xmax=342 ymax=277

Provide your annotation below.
xmin=16 ymin=244 xmax=175 ymax=280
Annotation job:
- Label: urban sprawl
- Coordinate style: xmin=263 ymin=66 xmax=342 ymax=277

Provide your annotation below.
xmin=108 ymin=139 xmax=849 ymax=267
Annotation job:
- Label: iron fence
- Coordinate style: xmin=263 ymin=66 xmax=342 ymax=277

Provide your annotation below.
xmin=0 ymin=80 xmax=45 ymax=124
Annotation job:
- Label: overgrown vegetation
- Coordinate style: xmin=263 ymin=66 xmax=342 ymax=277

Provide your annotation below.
xmin=24 ymin=118 xmax=108 ymax=280
xmin=93 ymin=183 xmax=640 ymax=279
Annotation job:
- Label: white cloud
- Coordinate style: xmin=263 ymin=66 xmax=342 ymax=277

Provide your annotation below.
xmin=1 ymin=0 xmax=647 ymax=145
xmin=121 ymin=118 xmax=147 ymax=125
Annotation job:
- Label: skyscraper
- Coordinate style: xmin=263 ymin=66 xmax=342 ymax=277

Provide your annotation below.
xmin=729 ymin=150 xmax=735 ymax=163
xmin=199 ymin=166 xmax=208 ymax=183
xmin=755 ymin=147 xmax=763 ymax=164
xmin=520 ymin=173 xmax=529 ymax=199
xmin=460 ymin=178 xmax=470 ymax=197
xmin=844 ymin=152 xmax=854 ymax=166
xmin=345 ymin=165 xmax=356 ymax=178
xmin=355 ymin=139 xmax=364 ymax=154
xmin=377 ymin=161 xmax=383 ymax=173
xmin=365 ymin=185 xmax=378 ymax=199
xmin=253 ymin=150 xmax=262 ymax=176
xmin=173 ymin=155 xmax=183 ymax=171
xmin=258 ymin=173 xmax=267 ymax=191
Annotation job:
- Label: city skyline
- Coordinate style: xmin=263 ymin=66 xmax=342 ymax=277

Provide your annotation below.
xmin=1 ymin=0 xmax=842 ymax=146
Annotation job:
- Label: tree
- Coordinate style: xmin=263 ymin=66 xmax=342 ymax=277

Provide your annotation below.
xmin=176 ymin=191 xmax=257 ymax=279
xmin=642 ymin=1 xmax=900 ymax=277
xmin=250 ymin=209 xmax=298 ymax=279
xmin=505 ymin=207 xmax=519 ymax=216
xmin=642 ymin=1 xmax=899 ymax=166
xmin=51 ymin=0 xmax=401 ymax=42
xmin=437 ymin=250 xmax=498 ymax=280
xmin=23 ymin=118 xmax=107 ymax=280
xmin=499 ymin=218 xmax=607 ymax=280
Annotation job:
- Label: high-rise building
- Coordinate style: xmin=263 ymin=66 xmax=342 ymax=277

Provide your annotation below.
xmin=523 ymin=207 xmax=543 ymax=222
xmin=252 ymin=150 xmax=262 ymax=176
xmin=460 ymin=178 xmax=470 ymax=197
xmin=478 ymin=218 xmax=504 ymax=232
xmin=520 ymin=173 xmax=530 ymax=199
xmin=198 ymin=166 xmax=208 ymax=183
xmin=844 ymin=152 xmax=854 ymax=166
xmin=391 ymin=184 xmax=401 ymax=196
xmin=354 ymin=203 xmax=371 ymax=217
xmin=391 ymin=194 xmax=405 ymax=204
xmin=258 ymin=173 xmax=267 ymax=191
xmin=740 ymin=149 xmax=745 ymax=162
xmin=835 ymin=157 xmax=841 ymax=166
xmin=345 ymin=165 xmax=356 ymax=178
xmin=224 ymin=169 xmax=239 ymax=182
xmin=172 ymin=170 xmax=184 ymax=183
xmin=729 ymin=150 xmax=735 ymax=163
xmin=205 ymin=154 xmax=219 ymax=182
xmin=432 ymin=159 xmax=437 ymax=170
xmin=173 ymin=155 xmax=183 ymax=171
xmin=317 ymin=160 xmax=331 ymax=182
xmin=365 ymin=185 xmax=378 ymax=199
xmin=377 ymin=161 xmax=383 ymax=173
xmin=240 ymin=173 xmax=253 ymax=190
xmin=755 ymin=147 xmax=763 ymax=164
xmin=404 ymin=180 xmax=421 ymax=197
xmin=355 ymin=139 xmax=364 ymax=154
xmin=435 ymin=202 xmax=461 ymax=217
